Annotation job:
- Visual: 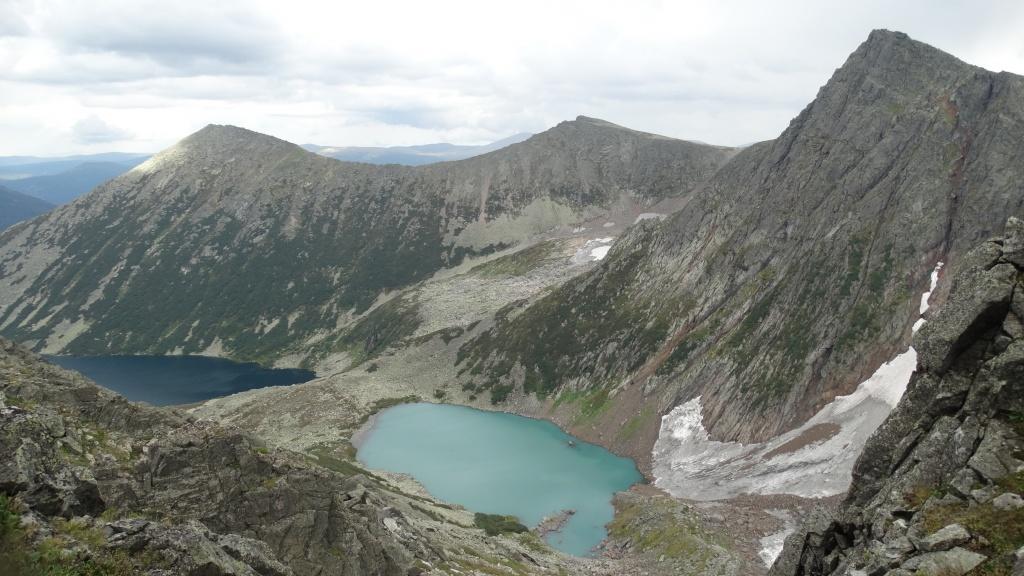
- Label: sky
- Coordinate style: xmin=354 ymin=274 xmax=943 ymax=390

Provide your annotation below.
xmin=1 ymin=0 xmax=1023 ymax=156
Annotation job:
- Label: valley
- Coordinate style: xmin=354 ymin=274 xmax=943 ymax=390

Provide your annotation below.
xmin=1 ymin=27 xmax=1023 ymax=576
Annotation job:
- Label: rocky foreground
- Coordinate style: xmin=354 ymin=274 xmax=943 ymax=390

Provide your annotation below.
xmin=0 ymin=336 xmax=753 ymax=576
xmin=772 ymin=219 xmax=1024 ymax=576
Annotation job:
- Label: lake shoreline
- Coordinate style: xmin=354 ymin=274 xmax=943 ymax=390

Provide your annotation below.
xmin=355 ymin=402 xmax=642 ymax=556
xmin=350 ymin=410 xmax=378 ymax=450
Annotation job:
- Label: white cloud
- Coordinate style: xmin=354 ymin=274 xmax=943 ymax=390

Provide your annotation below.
xmin=0 ymin=0 xmax=1022 ymax=155
xmin=72 ymin=115 xmax=132 ymax=144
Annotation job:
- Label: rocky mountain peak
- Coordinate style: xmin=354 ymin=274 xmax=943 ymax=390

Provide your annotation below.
xmin=811 ymin=27 xmax=980 ymax=114
xmin=181 ymin=123 xmax=307 ymax=159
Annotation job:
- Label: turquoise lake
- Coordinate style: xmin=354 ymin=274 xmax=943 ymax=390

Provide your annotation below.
xmin=47 ymin=355 xmax=315 ymax=406
xmin=356 ymin=402 xmax=643 ymax=556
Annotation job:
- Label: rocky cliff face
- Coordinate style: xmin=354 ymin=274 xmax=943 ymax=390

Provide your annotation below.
xmin=0 ymin=118 xmax=731 ymax=365
xmin=456 ymin=30 xmax=1024 ymax=458
xmin=769 ymin=218 xmax=1024 ymax=576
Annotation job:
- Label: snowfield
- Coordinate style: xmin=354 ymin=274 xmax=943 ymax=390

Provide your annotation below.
xmin=571 ymin=237 xmax=615 ymax=263
xmin=652 ymin=262 xmax=945 ymax=505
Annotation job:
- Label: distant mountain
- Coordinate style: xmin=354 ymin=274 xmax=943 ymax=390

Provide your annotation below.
xmin=4 ymin=161 xmax=145 ymax=205
xmin=0 ymin=152 xmax=149 ymax=179
xmin=303 ymin=133 xmax=532 ymax=165
xmin=0 ymin=118 xmax=732 ymax=363
xmin=0 ymin=185 xmax=53 ymax=230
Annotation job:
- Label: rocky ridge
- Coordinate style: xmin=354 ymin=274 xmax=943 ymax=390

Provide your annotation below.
xmin=769 ymin=218 xmax=1024 ymax=576
xmin=452 ymin=29 xmax=1024 ymax=464
xmin=0 ymin=117 xmax=732 ymax=366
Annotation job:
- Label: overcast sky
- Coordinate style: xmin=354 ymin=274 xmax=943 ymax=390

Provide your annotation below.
xmin=1 ymin=0 xmax=1022 ymax=156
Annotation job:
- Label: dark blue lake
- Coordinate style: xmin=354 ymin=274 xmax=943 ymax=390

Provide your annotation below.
xmin=47 ymin=355 xmax=315 ymax=406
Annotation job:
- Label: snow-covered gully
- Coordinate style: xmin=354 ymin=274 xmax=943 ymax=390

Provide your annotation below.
xmin=651 ymin=263 xmax=944 ymax=563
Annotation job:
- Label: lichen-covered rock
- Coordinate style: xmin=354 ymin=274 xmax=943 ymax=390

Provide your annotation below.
xmin=993 ymin=493 xmax=1024 ymax=511
xmin=917 ymin=523 xmax=970 ymax=552
xmin=900 ymin=547 xmax=986 ymax=575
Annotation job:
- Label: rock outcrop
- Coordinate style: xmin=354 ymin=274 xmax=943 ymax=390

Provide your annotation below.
xmin=769 ymin=218 xmax=1024 ymax=576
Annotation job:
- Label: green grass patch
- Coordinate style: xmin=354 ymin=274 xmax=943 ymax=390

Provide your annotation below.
xmin=307 ymin=444 xmax=381 ymax=479
xmin=607 ymin=495 xmax=727 ymax=563
xmin=469 ymin=240 xmax=561 ymax=277
xmin=1 ymin=494 xmax=140 ymax=575
xmin=618 ymin=408 xmax=654 ymax=440
xmin=473 ymin=513 xmax=528 ymax=536
xmin=919 ymin=479 xmax=1024 ymax=576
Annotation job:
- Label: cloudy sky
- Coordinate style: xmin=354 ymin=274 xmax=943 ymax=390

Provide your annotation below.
xmin=1 ymin=0 xmax=1022 ymax=155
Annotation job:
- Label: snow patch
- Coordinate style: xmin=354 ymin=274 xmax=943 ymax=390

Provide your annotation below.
xmin=571 ymin=237 xmax=614 ymax=264
xmin=602 ymin=221 xmax=615 ymax=228
xmin=914 ymin=262 xmax=943 ymax=332
xmin=652 ymin=262 xmax=944 ymax=499
xmin=633 ymin=213 xmax=666 ymax=224
xmin=759 ymin=510 xmax=795 ymax=567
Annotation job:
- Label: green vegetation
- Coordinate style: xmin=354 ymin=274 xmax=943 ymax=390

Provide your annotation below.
xmin=618 ymin=408 xmax=654 ymax=440
xmin=368 ymin=395 xmax=420 ymax=415
xmin=0 ymin=493 xmax=138 ymax=575
xmin=489 ymin=384 xmax=513 ymax=404
xmin=655 ymin=325 xmax=713 ymax=377
xmin=903 ymin=483 xmax=941 ymax=509
xmin=516 ymin=532 xmax=549 ymax=553
xmin=469 ymin=240 xmax=562 ymax=277
xmin=607 ymin=495 xmax=729 ymax=565
xmin=551 ymin=386 xmax=614 ymax=423
xmin=473 ymin=513 xmax=528 ymax=536
xmin=307 ymin=443 xmax=381 ymax=479
xmin=52 ymin=518 xmax=106 ymax=549
xmin=458 ymin=226 xmax=691 ymax=406
xmin=919 ymin=493 xmax=1024 ymax=575
xmin=0 ymin=177 xmax=457 ymax=365
xmin=331 ymin=296 xmax=422 ymax=366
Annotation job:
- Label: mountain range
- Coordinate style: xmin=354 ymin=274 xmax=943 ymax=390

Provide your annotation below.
xmin=0 ymin=29 xmax=1022 ymax=576
xmin=1 ymin=161 xmax=146 ymax=206
xmin=0 ymin=117 xmax=731 ymax=364
xmin=0 ymin=135 xmax=535 ymax=211
xmin=0 ymin=185 xmax=53 ymax=230
xmin=303 ymin=132 xmax=533 ymax=165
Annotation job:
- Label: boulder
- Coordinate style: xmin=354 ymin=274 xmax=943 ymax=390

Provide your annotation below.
xmin=900 ymin=547 xmax=986 ymax=575
xmin=916 ymin=524 xmax=970 ymax=553
xmin=1012 ymin=545 xmax=1024 ymax=576
xmin=992 ymin=493 xmax=1024 ymax=511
